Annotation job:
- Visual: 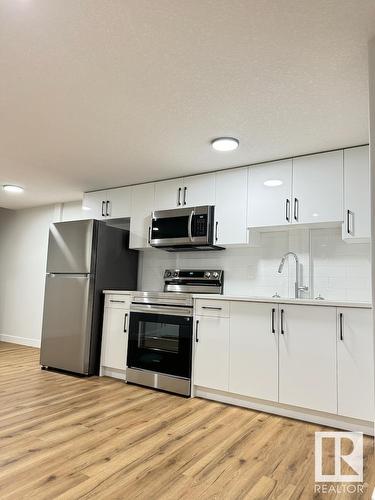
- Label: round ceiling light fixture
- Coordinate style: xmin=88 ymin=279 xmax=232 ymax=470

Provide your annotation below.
xmin=211 ymin=137 xmax=239 ymax=152
xmin=3 ymin=184 xmax=24 ymax=193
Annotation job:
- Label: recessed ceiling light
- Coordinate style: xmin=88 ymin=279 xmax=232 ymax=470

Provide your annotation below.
xmin=211 ymin=137 xmax=239 ymax=152
xmin=264 ymin=179 xmax=283 ymax=187
xmin=3 ymin=184 xmax=24 ymax=193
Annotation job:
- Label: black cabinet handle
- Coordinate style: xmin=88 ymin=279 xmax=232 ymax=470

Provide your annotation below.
xmin=123 ymin=313 xmax=128 ymax=333
xmin=280 ymin=309 xmax=285 ymax=334
xmin=215 ymin=221 xmax=218 ymax=242
xmin=286 ymin=199 xmax=290 ymax=222
xmin=148 ymin=226 xmax=151 ymax=244
xmin=271 ymin=308 xmax=276 ymax=334
xmin=294 ymin=198 xmax=299 ymax=221
xmin=101 ymin=201 xmax=106 ymax=217
xmin=339 ymin=312 xmax=343 ymax=341
xmin=177 ymin=187 xmax=182 ymax=206
xmin=195 ymin=320 xmax=199 ymax=342
xmin=202 ymin=306 xmax=222 ymax=311
xmin=106 ymin=200 xmax=111 ymax=217
xmin=183 ymin=187 xmax=187 ymax=205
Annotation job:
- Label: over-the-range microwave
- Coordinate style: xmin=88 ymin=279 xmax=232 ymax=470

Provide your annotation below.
xmin=149 ymin=205 xmax=225 ymax=251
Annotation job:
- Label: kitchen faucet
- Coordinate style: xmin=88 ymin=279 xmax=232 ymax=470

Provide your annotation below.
xmin=277 ymin=252 xmax=308 ymax=299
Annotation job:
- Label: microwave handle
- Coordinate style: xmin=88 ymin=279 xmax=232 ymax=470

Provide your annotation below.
xmin=188 ymin=210 xmax=195 ymax=241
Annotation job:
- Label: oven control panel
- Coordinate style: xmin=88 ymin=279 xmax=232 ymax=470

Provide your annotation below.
xmin=164 ymin=269 xmax=223 ymax=281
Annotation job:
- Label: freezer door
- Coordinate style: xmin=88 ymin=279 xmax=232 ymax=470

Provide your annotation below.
xmin=40 ymin=274 xmax=93 ymax=374
xmin=46 ymin=220 xmax=95 ymax=274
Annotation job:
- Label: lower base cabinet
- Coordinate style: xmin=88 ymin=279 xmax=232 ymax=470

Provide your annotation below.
xmin=193 ymin=299 xmax=374 ymax=424
xmin=229 ymin=302 xmax=278 ymax=401
xmin=337 ymin=308 xmax=375 ymax=421
xmin=100 ymin=299 xmax=130 ymax=375
xmin=279 ymin=305 xmax=337 ymax=414
xmin=194 ymin=315 xmax=229 ymax=392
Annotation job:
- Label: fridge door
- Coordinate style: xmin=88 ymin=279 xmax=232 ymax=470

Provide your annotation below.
xmin=40 ymin=274 xmax=93 ymax=374
xmin=46 ymin=220 xmax=95 ymax=274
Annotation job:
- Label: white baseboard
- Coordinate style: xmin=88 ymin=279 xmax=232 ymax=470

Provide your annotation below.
xmin=0 ymin=334 xmax=41 ymax=348
xmin=194 ymin=387 xmax=374 ymax=436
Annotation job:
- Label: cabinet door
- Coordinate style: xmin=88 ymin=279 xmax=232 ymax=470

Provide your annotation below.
xmin=279 ymin=305 xmax=337 ymax=413
xmin=337 ymin=308 xmax=374 ymax=421
xmin=182 ymin=173 xmax=215 ymax=208
xmin=248 ymin=160 xmax=293 ymax=228
xmin=101 ymin=307 xmax=129 ymax=371
xmin=129 ymin=183 xmax=155 ymax=249
xmin=229 ymin=302 xmax=278 ymax=401
xmin=193 ymin=315 xmax=229 ymax=391
xmin=342 ymin=146 xmax=370 ymax=242
xmin=215 ymin=168 xmax=248 ymax=245
xmin=108 ymin=186 xmax=132 ymax=219
xmin=82 ymin=191 xmax=107 ymax=219
xmin=292 ymin=151 xmax=343 ymax=224
xmin=154 ymin=178 xmax=183 ymax=210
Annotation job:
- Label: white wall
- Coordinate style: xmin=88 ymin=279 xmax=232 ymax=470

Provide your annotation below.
xmin=0 ymin=205 xmax=56 ymax=347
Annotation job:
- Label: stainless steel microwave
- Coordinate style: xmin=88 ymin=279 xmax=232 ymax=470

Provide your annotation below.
xmin=149 ymin=206 xmax=224 ymax=251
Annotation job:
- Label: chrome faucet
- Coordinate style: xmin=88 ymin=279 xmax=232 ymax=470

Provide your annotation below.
xmin=277 ymin=252 xmax=308 ymax=299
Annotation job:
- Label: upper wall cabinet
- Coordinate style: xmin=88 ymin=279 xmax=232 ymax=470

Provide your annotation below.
xmin=215 ymin=168 xmax=249 ymax=245
xmin=154 ymin=173 xmax=215 ymax=211
xmin=129 ymin=183 xmax=155 ymax=249
xmin=342 ymin=146 xmax=370 ymax=243
xmin=292 ymin=150 xmax=343 ymax=225
xmin=82 ymin=190 xmax=108 ymax=219
xmin=154 ymin=178 xmax=182 ymax=211
xmin=183 ymin=173 xmax=215 ymax=207
xmin=248 ymin=160 xmax=293 ymax=228
xmin=82 ymin=186 xmax=131 ymax=220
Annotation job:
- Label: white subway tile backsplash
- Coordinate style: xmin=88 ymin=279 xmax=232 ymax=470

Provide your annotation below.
xmin=139 ymin=227 xmax=371 ymax=302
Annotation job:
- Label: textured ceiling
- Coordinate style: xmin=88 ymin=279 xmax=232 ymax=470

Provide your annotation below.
xmin=1 ymin=0 xmax=375 ymax=209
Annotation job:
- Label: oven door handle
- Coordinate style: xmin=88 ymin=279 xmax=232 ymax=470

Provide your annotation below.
xmin=188 ymin=210 xmax=195 ymax=242
xmin=130 ymin=304 xmax=193 ymax=317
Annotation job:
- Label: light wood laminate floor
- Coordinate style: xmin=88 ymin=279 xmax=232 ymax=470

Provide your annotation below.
xmin=0 ymin=342 xmax=373 ymax=499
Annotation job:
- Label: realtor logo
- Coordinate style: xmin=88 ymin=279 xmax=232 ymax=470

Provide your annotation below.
xmin=315 ymin=432 xmax=363 ymax=483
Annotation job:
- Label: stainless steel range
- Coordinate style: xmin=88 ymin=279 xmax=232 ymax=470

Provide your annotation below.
xmin=126 ymin=269 xmax=223 ymax=396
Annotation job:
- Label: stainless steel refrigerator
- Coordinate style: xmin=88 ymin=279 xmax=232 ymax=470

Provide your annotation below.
xmin=40 ymin=219 xmax=138 ymax=375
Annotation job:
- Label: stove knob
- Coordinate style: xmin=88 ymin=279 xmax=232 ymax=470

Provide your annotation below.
xmin=212 ymin=272 xmax=219 ymax=279
xmin=173 ymin=271 xmax=179 ymax=278
xmin=165 ymin=270 xmax=172 ymax=278
xmin=204 ymin=271 xmax=211 ymax=279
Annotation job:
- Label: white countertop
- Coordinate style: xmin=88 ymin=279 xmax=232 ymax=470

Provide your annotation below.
xmin=103 ymin=290 xmax=372 ymax=308
xmin=192 ymin=294 xmax=372 ymax=309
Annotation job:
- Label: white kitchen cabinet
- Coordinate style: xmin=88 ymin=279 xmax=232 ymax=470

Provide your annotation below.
xmin=194 ymin=314 xmax=230 ymax=391
xmin=248 ymin=160 xmax=293 ymax=228
xmin=215 ymin=168 xmax=249 ymax=245
xmin=182 ymin=173 xmax=215 ymax=207
xmin=100 ymin=296 xmax=131 ymax=378
xmin=337 ymin=308 xmax=374 ymax=421
xmin=342 ymin=146 xmax=370 ymax=243
xmin=279 ymin=304 xmax=337 ymax=413
xmin=154 ymin=178 xmax=182 ymax=210
xmin=229 ymin=302 xmax=278 ymax=402
xmin=292 ymin=151 xmax=343 ymax=224
xmin=82 ymin=190 xmax=108 ymax=219
xmin=129 ymin=183 xmax=155 ymax=249
xmin=108 ymin=186 xmax=132 ymax=219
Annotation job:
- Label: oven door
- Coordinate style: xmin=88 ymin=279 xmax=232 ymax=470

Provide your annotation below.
xmin=127 ymin=310 xmax=193 ymax=379
xmin=150 ymin=206 xmax=212 ymax=247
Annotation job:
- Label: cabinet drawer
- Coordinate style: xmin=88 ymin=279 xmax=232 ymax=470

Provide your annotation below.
xmin=195 ymin=300 xmax=230 ymax=317
xmin=105 ymin=294 xmax=132 ymax=309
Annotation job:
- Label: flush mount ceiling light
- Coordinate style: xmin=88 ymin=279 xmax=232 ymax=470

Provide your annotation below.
xmin=211 ymin=137 xmax=239 ymax=152
xmin=3 ymin=184 xmax=24 ymax=193
xmin=264 ymin=179 xmax=283 ymax=187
